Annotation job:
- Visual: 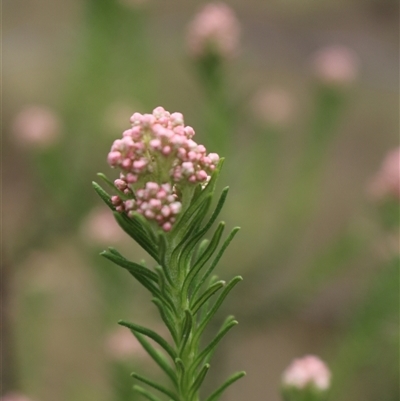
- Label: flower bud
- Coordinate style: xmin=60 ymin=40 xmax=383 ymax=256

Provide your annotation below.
xmin=281 ymin=355 xmax=331 ymax=401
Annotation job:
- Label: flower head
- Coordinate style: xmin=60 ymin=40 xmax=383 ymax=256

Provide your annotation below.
xmin=312 ymin=45 xmax=360 ymax=86
xmin=107 ymin=107 xmax=220 ymax=231
xmin=187 ymin=3 xmax=240 ymax=60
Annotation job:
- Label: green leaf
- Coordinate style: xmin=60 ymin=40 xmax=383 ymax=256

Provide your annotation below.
xmin=170 ymin=197 xmax=212 ymax=276
xmin=172 ymin=158 xmax=224 ymax=236
xmin=131 ymin=372 xmax=179 ymax=401
xmin=199 ymin=186 xmax=229 ymax=237
xmin=119 ymin=320 xmax=177 ymax=361
xmin=196 ymin=276 xmax=243 ymax=338
xmin=205 ymin=371 xmax=246 ymax=401
xmin=181 ymin=222 xmax=225 ymax=299
xmin=151 ymin=297 xmax=178 ymax=343
xmin=192 ymin=320 xmax=238 ymax=371
xmin=113 ymin=212 xmax=160 ymax=263
xmin=191 ymin=280 xmax=225 ymax=315
xmin=192 ymin=227 xmax=240 ymax=298
xmin=188 ymin=364 xmax=210 ymax=401
xmin=92 ymin=181 xmax=114 ymax=209
xmin=97 ymin=172 xmax=128 ymax=199
xmin=133 ymin=385 xmax=163 ymax=401
xmin=132 ymin=332 xmax=178 ymax=387
xmin=101 ymin=251 xmax=160 ymax=297
xmin=179 ymin=310 xmax=193 ymax=353
xmin=101 ymin=249 xmax=158 ymax=282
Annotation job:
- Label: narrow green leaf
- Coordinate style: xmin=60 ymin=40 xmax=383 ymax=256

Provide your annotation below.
xmin=188 ymin=364 xmax=210 ymax=401
xmin=101 ymin=251 xmax=160 ymax=297
xmin=192 ymin=227 xmax=240 ymax=298
xmin=97 ymin=172 xmax=128 ymax=199
xmin=131 ymin=372 xmax=179 ymax=401
xmin=92 ymin=181 xmax=114 ymax=209
xmin=194 ymin=239 xmax=210 ymax=264
xmin=119 ymin=320 xmax=177 ymax=361
xmin=182 ymin=222 xmax=225 ymax=300
xmin=152 ymin=298 xmax=178 ymax=344
xmin=191 ymin=280 xmax=225 ymax=315
xmin=175 ymin=358 xmax=185 ymax=376
xmin=158 ymin=234 xmax=173 ymax=285
xmin=172 ymin=158 xmax=224 ymax=236
xmin=133 ymin=385 xmax=163 ymax=401
xmin=101 ymin=250 xmax=158 ymax=282
xmin=205 ymin=371 xmax=246 ymax=401
xmin=113 ymin=212 xmax=160 ymax=262
xmin=179 ymin=310 xmax=193 ymax=353
xmin=199 ymin=186 xmax=229 ymax=237
xmin=132 ymin=332 xmax=177 ymax=387
xmin=170 ymin=197 xmax=212 ymax=275
xmin=193 ymin=320 xmax=238 ymax=371
xmin=196 ymin=276 xmax=243 ymax=338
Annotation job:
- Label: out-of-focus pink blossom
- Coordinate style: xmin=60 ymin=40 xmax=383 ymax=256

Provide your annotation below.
xmin=187 ymin=3 xmax=240 ymax=59
xmin=282 ymin=355 xmax=331 ymax=391
xmin=81 ymin=207 xmax=125 ymax=245
xmin=105 ymin=326 xmax=146 ymax=361
xmin=368 ymin=147 xmax=400 ymax=201
xmin=251 ymin=88 xmax=296 ymax=127
xmin=0 ymin=393 xmax=34 ymax=401
xmin=312 ymin=45 xmax=360 ymax=86
xmin=12 ymin=106 xmax=61 ymax=149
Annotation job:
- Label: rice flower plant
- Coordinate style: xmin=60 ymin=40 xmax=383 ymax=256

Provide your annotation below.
xmin=93 ymin=106 xmax=245 ymax=401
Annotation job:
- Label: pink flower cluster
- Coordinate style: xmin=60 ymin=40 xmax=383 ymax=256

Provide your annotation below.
xmin=107 ymin=107 xmax=220 ymax=231
xmin=108 ymin=106 xmax=219 ymax=186
xmin=187 ymin=3 xmax=240 ymax=59
xmin=112 ymin=182 xmax=181 ymax=231
xmin=368 ymin=147 xmax=400 ymax=201
xmin=282 ymin=355 xmax=331 ymax=391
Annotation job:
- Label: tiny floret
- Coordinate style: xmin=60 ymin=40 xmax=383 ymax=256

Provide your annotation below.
xmin=107 ymin=107 xmax=220 ymax=231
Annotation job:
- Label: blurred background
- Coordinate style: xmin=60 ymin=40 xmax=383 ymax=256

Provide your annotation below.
xmin=3 ymin=0 xmax=399 ymax=400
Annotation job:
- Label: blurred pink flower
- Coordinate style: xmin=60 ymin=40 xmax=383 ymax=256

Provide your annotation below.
xmin=0 ymin=393 xmax=34 ymax=401
xmin=12 ymin=105 xmax=61 ymax=149
xmin=105 ymin=326 xmax=146 ymax=361
xmin=282 ymin=355 xmax=331 ymax=390
xmin=368 ymin=147 xmax=400 ymax=201
xmin=187 ymin=3 xmax=240 ymax=59
xmin=251 ymin=88 xmax=296 ymax=127
xmin=81 ymin=207 xmax=125 ymax=245
xmin=312 ymin=45 xmax=360 ymax=86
